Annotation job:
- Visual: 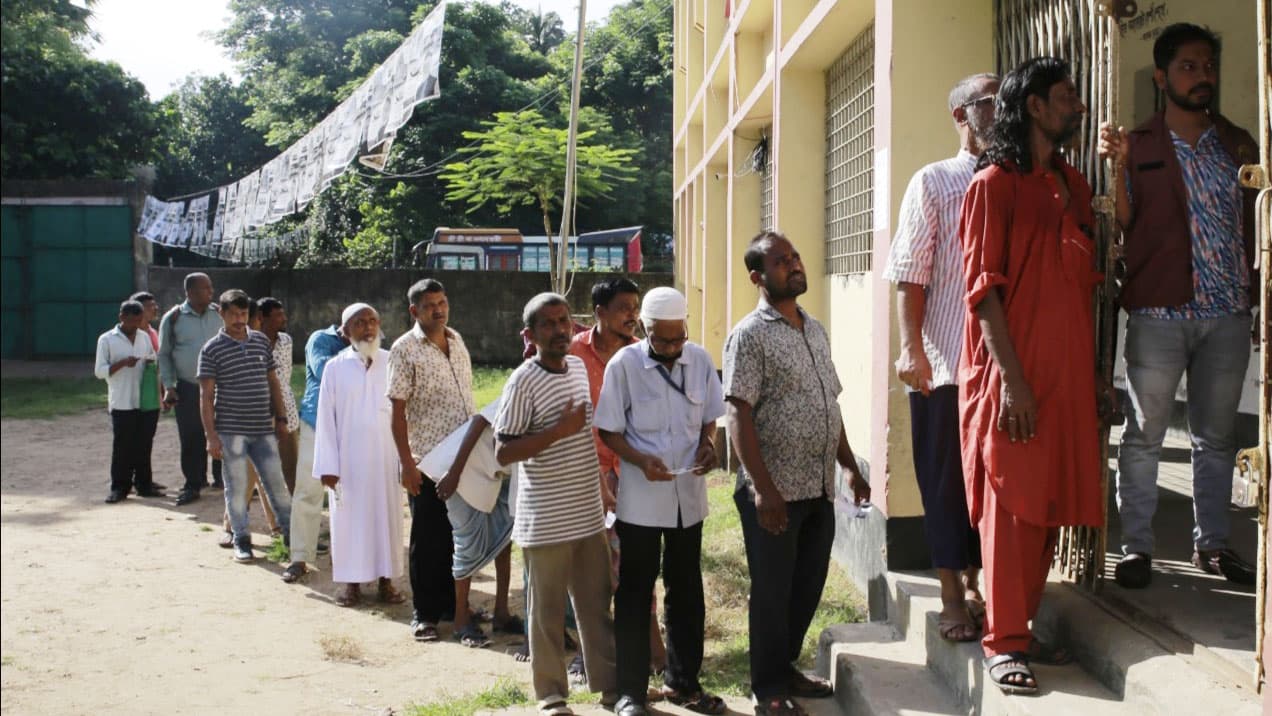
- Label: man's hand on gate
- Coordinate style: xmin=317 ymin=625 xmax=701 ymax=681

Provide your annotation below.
xmin=1097 ymin=122 xmax=1129 ymax=165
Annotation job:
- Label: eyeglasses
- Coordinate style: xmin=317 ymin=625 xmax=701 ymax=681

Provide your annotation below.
xmin=960 ymin=95 xmax=996 ymax=109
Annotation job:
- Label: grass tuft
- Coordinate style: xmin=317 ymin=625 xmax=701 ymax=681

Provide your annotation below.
xmin=265 ymin=534 xmax=290 ymax=563
xmin=472 ymin=366 xmax=514 ymax=408
xmin=318 ymin=633 xmax=364 ymax=664
xmin=404 ymin=678 xmax=530 ymax=716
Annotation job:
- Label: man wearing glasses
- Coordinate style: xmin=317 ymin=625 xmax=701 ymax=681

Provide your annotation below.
xmin=883 ymin=72 xmax=998 ymax=644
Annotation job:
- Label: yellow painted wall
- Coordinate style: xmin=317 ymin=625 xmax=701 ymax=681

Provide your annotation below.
xmin=827 ymin=274 xmax=874 ymax=455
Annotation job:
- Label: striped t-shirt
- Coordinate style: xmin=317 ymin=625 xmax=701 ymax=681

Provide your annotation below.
xmin=495 ymin=355 xmax=604 ymax=547
xmin=197 ymin=329 xmax=276 ymax=435
xmin=883 ymin=150 xmax=978 ymax=389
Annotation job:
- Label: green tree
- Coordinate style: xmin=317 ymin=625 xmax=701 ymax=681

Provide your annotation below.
xmin=153 ymin=74 xmax=272 ymax=197
xmin=439 ymin=108 xmax=636 ymax=245
xmin=1 ymin=0 xmax=162 ymax=179
xmin=513 ymin=7 xmax=566 ymax=55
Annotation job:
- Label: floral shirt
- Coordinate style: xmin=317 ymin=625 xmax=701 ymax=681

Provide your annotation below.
xmin=723 ymin=300 xmax=843 ymax=502
xmin=272 ymin=332 xmax=300 ymax=432
xmin=386 ymin=323 xmax=476 ymax=462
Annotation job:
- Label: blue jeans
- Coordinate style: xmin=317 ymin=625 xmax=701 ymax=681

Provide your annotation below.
xmin=222 ymin=433 xmax=292 ymax=549
xmin=1116 ymin=313 xmax=1251 ymax=555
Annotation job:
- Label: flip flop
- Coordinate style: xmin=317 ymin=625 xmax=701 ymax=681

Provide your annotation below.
xmin=985 ymin=652 xmax=1038 ymax=695
xmin=492 ymin=614 xmax=526 ymax=635
xmin=938 ymin=616 xmax=980 ymax=642
xmin=1026 ymin=638 xmax=1072 ymax=666
xmin=454 ymin=623 xmax=492 ymax=648
xmin=658 ymin=687 xmax=726 ymax=715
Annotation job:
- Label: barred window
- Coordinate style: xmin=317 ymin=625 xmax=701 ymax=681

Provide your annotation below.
xmin=824 ymin=23 xmax=875 ymax=275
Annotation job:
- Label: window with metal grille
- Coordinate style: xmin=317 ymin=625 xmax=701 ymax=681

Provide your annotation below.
xmin=824 ymin=23 xmax=875 ymax=275
xmin=759 ymin=130 xmax=774 ymax=232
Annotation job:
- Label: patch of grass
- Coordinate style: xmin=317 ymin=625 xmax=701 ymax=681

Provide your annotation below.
xmin=404 ymin=678 xmax=530 ymax=716
xmin=318 ymin=634 xmax=365 ymax=664
xmin=697 ymin=475 xmax=866 ymax=697
xmin=473 ymin=365 xmax=514 ymax=407
xmin=289 ymin=364 xmax=306 ymax=400
xmin=0 ymin=377 xmax=106 ymax=419
xmin=265 ymin=534 xmax=290 ymax=563
xmin=199 ymin=525 xmax=214 ymax=533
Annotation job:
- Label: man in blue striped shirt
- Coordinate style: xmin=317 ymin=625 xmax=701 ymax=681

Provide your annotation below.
xmin=884 ymin=72 xmax=998 ymax=643
xmin=198 ymin=289 xmax=293 ymax=563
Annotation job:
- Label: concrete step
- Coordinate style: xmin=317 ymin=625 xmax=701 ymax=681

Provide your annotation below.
xmin=1030 ymin=579 xmax=1260 ymax=715
xmin=816 ymin=622 xmax=963 ymax=715
xmin=884 ymin=571 xmax=1260 ymax=715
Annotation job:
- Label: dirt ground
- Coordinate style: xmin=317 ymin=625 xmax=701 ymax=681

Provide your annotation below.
xmin=0 ymin=411 xmax=537 ymax=715
xmin=0 ymin=412 xmax=828 ymax=716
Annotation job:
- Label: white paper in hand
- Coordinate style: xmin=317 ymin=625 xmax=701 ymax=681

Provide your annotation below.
xmin=417 ymin=399 xmax=513 ymax=513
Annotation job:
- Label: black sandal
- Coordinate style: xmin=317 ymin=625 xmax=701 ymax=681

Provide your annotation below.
xmin=1026 ymin=638 xmax=1072 ymax=666
xmin=658 ymin=686 xmax=726 ymax=715
xmin=454 ymin=623 xmax=492 ymax=648
xmin=985 ymin=652 xmax=1038 ymax=695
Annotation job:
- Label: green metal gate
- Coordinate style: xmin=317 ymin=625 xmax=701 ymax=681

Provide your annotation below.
xmin=1 ymin=202 xmax=135 ymax=358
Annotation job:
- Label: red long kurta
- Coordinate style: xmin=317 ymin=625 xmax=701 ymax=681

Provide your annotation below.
xmin=958 ymin=158 xmax=1105 ymax=530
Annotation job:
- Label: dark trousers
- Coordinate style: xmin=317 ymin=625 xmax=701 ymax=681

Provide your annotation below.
xmin=409 ymin=486 xmax=456 ymax=622
xmin=174 ymin=379 xmax=220 ymax=492
xmin=614 ymin=519 xmax=705 ymax=701
xmin=109 ymin=409 xmax=159 ymax=494
xmin=909 ymin=386 xmax=981 ymax=570
xmin=734 ymin=486 xmax=834 ymax=700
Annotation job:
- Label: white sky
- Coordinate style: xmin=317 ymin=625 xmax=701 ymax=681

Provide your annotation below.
xmin=88 ymin=0 xmax=627 ymax=99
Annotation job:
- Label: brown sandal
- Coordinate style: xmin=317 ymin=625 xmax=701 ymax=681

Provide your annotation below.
xmin=377 ymin=581 xmax=406 ymax=604
xmin=334 ymin=585 xmax=361 ymax=607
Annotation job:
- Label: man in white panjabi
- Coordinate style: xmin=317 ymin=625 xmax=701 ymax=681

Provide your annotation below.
xmin=313 ymin=302 xmax=407 ymax=607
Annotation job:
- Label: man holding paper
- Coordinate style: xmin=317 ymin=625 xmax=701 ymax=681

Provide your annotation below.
xmin=423 ymin=399 xmax=521 ymax=648
xmin=595 ymin=287 xmax=728 ymax=716
xmin=312 ymin=303 xmax=405 ymax=607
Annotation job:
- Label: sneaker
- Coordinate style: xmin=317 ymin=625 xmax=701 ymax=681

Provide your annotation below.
xmin=218 ymin=532 xmax=235 ymax=549
xmin=104 ymin=491 xmax=127 ymax=504
xmin=233 ymin=545 xmax=254 ymax=563
xmin=1114 ymin=552 xmax=1152 ymax=589
xmin=174 ymin=489 xmax=200 ymax=506
xmin=411 ymin=618 xmax=440 ymax=642
xmin=1193 ymin=548 xmax=1256 ymax=585
xmin=316 ymin=540 xmax=330 ymax=556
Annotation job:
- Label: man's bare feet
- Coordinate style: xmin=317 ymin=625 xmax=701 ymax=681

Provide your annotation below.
xmin=334 ymin=583 xmax=360 ymax=607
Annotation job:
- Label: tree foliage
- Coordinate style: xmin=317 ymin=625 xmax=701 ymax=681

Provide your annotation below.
xmin=1 ymin=0 xmax=162 ymax=179
xmin=440 ymin=109 xmax=636 ymax=240
xmin=152 ymin=74 xmax=273 ymax=197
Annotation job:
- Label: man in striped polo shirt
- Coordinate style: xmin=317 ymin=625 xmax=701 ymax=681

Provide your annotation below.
xmin=883 ymin=72 xmax=998 ymax=643
xmin=198 ymin=289 xmax=293 ymax=563
xmin=495 ymin=293 xmax=617 ymax=716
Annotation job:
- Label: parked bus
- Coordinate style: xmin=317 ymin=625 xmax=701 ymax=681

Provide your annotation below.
xmin=414 ymin=226 xmax=643 ymax=272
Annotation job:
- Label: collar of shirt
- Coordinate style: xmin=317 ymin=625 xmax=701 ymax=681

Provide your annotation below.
xmin=409 ymin=321 xmax=458 ymax=351
xmin=637 ymin=338 xmax=690 ymax=371
xmin=180 ymin=301 xmax=215 ymax=317
xmin=956 ymin=148 xmax=977 ymax=165
xmin=755 ymin=298 xmax=811 ymax=327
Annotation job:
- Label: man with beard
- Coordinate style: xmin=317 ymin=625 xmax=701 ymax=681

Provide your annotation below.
xmin=388 ymin=279 xmax=469 ymax=642
xmin=884 ymin=72 xmax=998 ymax=643
xmin=495 ymin=293 xmax=617 ymax=715
xmin=959 ymin=57 xmax=1110 ymax=694
xmin=313 ymin=303 xmax=406 ymax=607
xmin=723 ymin=232 xmax=870 ymax=716
xmin=1099 ymin=23 xmax=1260 ymax=589
xmin=596 ymin=287 xmax=727 ymax=716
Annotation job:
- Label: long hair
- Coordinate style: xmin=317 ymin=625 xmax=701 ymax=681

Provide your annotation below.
xmin=978 ymin=57 xmax=1072 ymax=173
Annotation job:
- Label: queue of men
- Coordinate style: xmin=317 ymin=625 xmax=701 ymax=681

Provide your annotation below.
xmin=89 ymin=20 xmax=1257 ymax=716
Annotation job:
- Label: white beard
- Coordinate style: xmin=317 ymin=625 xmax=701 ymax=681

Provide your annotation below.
xmin=354 ymin=338 xmax=378 ymax=362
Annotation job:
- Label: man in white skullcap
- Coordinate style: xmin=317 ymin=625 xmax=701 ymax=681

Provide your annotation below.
xmin=312 ymin=302 xmax=407 ymax=606
xmin=594 ymin=286 xmax=728 ymax=716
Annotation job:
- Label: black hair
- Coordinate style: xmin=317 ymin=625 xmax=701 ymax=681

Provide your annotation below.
xmin=257 ymin=297 xmax=284 ymax=317
xmin=119 ymin=300 xmax=144 ymax=317
xmin=523 ymin=292 xmax=569 ymax=329
xmin=591 ymin=278 xmax=640 ymax=309
xmin=978 ymin=56 xmax=1071 ymax=174
xmin=408 ymin=278 xmax=445 ymax=306
xmin=1153 ymin=23 xmax=1220 ymax=71
xmin=183 ymin=272 xmax=209 ymax=292
xmin=744 ymin=230 xmax=788 ymax=273
xmin=218 ymin=289 xmax=252 ymax=312
xmin=129 ymin=291 xmax=155 ymax=303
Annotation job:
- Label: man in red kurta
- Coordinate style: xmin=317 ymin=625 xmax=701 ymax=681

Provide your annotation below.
xmin=958 ymin=57 xmax=1110 ymax=694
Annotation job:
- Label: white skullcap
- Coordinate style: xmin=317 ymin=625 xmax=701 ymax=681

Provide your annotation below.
xmin=640 ymin=287 xmax=688 ymax=321
xmin=341 ymin=302 xmax=376 ymax=326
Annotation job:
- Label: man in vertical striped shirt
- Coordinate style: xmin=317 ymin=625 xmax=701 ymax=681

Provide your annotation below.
xmin=883 ymin=72 xmax=998 ymax=643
